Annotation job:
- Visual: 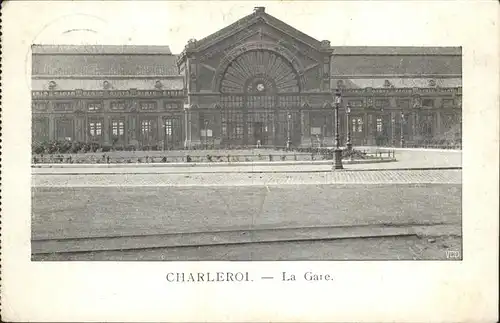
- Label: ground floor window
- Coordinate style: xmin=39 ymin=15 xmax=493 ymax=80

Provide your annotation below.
xmin=420 ymin=115 xmax=434 ymax=138
xmin=139 ymin=118 xmax=157 ymax=146
xmin=89 ymin=121 xmax=102 ymax=136
xmin=112 ymin=120 xmax=125 ymax=136
xmin=141 ymin=120 xmax=153 ymax=134
xmin=376 ymin=117 xmax=383 ymax=133
xmin=56 ymin=118 xmax=74 ymax=141
xmin=32 ymin=118 xmax=49 ymax=143
xmin=352 ymin=117 xmax=363 ymax=133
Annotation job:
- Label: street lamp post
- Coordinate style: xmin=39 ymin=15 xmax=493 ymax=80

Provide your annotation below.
xmin=345 ymin=103 xmax=352 ymax=151
xmin=400 ymin=111 xmax=405 ymax=148
xmin=391 ymin=116 xmax=396 ymax=147
xmin=204 ymin=120 xmax=209 ymax=150
xmin=286 ymin=112 xmax=292 ymax=150
xmin=333 ymin=89 xmax=344 ymax=170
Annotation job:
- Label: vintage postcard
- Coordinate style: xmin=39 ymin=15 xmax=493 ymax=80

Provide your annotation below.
xmin=1 ymin=1 xmax=498 ymax=322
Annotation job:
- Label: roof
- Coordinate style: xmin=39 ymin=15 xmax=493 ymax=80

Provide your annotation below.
xmin=31 ymin=78 xmax=184 ymax=91
xmin=332 ymin=47 xmax=462 ymax=56
xmin=32 ymin=45 xmax=173 ymax=55
xmin=192 ymin=7 xmax=321 ymax=51
xmin=32 ymin=48 xmax=180 ymax=76
xmin=331 ymin=55 xmax=462 ymax=76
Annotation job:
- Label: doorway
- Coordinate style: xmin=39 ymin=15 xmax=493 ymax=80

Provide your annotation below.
xmin=253 ymin=122 xmax=264 ymax=145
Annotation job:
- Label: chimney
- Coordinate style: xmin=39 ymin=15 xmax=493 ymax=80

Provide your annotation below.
xmin=254 ymin=7 xmax=265 ymax=14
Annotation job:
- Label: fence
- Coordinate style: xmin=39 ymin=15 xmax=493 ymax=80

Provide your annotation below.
xmin=32 ymin=148 xmax=395 ymax=164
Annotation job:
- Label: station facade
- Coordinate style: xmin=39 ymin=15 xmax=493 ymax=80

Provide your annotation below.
xmin=31 ymin=7 xmax=462 ymax=150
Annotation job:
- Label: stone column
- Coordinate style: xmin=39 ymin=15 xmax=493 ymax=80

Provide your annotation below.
xmin=411 ymin=111 xmax=417 ymax=140
xmin=99 ymin=100 xmax=108 ymax=144
xmin=184 ymin=105 xmax=191 ymax=149
xmin=414 ymin=112 xmax=420 ymax=141
xmin=157 ymin=115 xmax=164 ymax=150
xmin=74 ymin=115 xmax=85 ymax=142
xmin=390 ymin=111 xmax=396 ymax=147
xmin=273 ymin=108 xmax=279 ymax=146
xmin=436 ymin=110 xmax=442 ymax=136
xmin=364 ymin=112 xmax=370 ymax=145
xmin=300 ymin=110 xmax=310 ymax=147
xmin=190 ymin=110 xmax=201 ymax=147
xmin=128 ymin=113 xmax=137 ymax=148
xmin=48 ymin=115 xmax=55 ymax=141
xmin=213 ymin=109 xmax=221 ymax=147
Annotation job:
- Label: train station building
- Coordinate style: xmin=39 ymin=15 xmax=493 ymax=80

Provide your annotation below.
xmin=31 ymin=7 xmax=462 ymax=150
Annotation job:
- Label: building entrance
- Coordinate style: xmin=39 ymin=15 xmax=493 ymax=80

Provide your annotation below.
xmin=218 ymin=49 xmax=302 ymax=147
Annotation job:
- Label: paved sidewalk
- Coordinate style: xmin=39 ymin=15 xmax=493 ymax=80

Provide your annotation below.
xmin=33 ymin=169 xmax=461 ymax=187
xmin=32 ymin=149 xmax=461 ymax=174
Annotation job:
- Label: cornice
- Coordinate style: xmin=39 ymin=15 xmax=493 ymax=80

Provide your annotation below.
xmin=332 ymin=74 xmax=462 ymax=79
xmin=32 ymin=75 xmax=184 ymax=80
xmin=32 ymin=89 xmax=187 ymax=99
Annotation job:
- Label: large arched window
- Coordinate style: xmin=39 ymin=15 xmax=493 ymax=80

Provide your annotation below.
xmin=218 ymin=50 xmax=302 ymax=146
xmin=220 ymin=50 xmax=300 ymax=94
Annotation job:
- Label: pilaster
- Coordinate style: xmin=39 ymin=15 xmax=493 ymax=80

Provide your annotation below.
xmin=157 ymin=115 xmax=164 ymax=149
xmin=300 ymin=110 xmax=311 ymax=147
xmin=48 ymin=114 xmax=55 ymax=140
xmin=436 ymin=110 xmax=442 ymax=135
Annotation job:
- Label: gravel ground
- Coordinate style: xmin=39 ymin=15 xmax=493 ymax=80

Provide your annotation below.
xmin=32 ymin=184 xmax=462 ymax=240
xmin=32 ymin=234 xmax=462 ymax=261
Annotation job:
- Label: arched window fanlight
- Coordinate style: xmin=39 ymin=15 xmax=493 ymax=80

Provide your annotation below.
xmin=103 ymin=80 xmax=111 ymax=90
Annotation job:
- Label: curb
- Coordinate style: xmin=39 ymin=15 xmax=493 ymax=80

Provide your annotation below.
xmin=32 ymin=158 xmax=396 ymax=169
xmin=32 ymin=166 xmax=462 ymax=176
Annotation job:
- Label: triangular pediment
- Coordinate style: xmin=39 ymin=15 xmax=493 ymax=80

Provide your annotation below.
xmin=191 ymin=8 xmax=326 ymax=53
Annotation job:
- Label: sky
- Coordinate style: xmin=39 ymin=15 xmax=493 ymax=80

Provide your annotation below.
xmin=11 ymin=0 xmax=475 ymax=54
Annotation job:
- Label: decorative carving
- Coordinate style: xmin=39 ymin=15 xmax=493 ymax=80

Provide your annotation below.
xmin=384 ymin=80 xmax=392 ymax=88
xmin=154 ymin=80 xmax=163 ymax=89
xmin=48 ymin=81 xmax=57 ymax=90
xmin=32 ymin=102 xmax=48 ymax=111
xmin=103 ymin=80 xmax=111 ymax=90
xmin=428 ymin=79 xmax=437 ymax=87
xmin=32 ymin=88 xmax=185 ymax=99
xmin=215 ymin=42 xmax=305 ymax=92
xmin=253 ymin=6 xmax=265 ymax=13
xmin=412 ymin=95 xmax=422 ymax=109
xmin=220 ymin=50 xmax=300 ymax=93
xmin=366 ymin=96 xmax=374 ymax=108
xmin=321 ymin=40 xmax=331 ymax=49
xmin=186 ymin=38 xmax=197 ymax=49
